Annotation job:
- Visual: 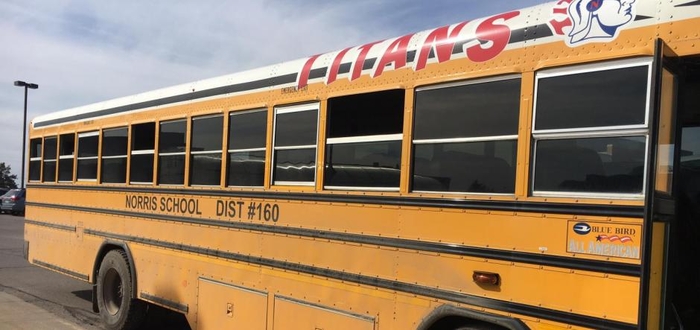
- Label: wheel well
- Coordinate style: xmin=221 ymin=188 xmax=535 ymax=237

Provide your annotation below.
xmin=426 ymin=316 xmax=508 ymax=330
xmin=417 ymin=305 xmax=528 ymax=330
xmin=92 ymin=241 xmax=137 ymax=299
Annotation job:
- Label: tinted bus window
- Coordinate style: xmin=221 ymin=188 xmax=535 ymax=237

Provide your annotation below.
xmin=325 ymin=90 xmax=404 ymax=189
xmin=43 ymin=136 xmax=57 ymax=182
xmin=273 ymin=105 xmax=318 ymax=185
xmin=412 ymin=77 xmax=520 ymax=193
xmin=130 ymin=122 xmax=155 ymax=184
xmin=102 ymin=127 xmax=127 ymax=184
xmin=159 ymin=120 xmax=186 ymax=185
xmin=190 ymin=115 xmax=223 ymax=186
xmin=228 ymin=110 xmax=267 ymax=187
xmin=77 ymin=132 xmax=99 ymax=180
xmin=535 ymin=65 xmax=648 ymax=131
xmin=58 ymin=133 xmax=75 ymax=182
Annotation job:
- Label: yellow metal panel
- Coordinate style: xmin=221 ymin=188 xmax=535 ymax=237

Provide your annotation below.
xmin=220 ymin=112 xmax=230 ymax=187
xmin=196 ymin=278 xmax=267 ymax=330
xmin=400 ymin=88 xmax=415 ymax=194
xmin=645 ymin=222 xmax=667 ymax=330
xmin=272 ymin=296 xmax=374 ymax=330
xmin=515 ymin=71 xmax=534 ymax=197
xmin=184 ymin=117 xmax=192 ymax=186
xmin=315 ymin=100 xmax=328 ymax=192
xmin=265 ymin=105 xmax=274 ymax=189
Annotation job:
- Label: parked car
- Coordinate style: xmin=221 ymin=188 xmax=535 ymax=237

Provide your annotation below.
xmin=1 ymin=188 xmax=25 ymax=216
xmin=0 ymin=190 xmax=11 ymax=214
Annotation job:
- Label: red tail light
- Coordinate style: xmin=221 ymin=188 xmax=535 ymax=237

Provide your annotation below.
xmin=10 ymin=196 xmax=17 ymax=202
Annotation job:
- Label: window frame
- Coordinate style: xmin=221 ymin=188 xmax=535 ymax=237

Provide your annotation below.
xmin=189 ymin=114 xmax=224 ymax=187
xmin=76 ymin=131 xmax=100 ymax=182
xmin=531 ymin=58 xmax=653 ymax=199
xmin=411 ymin=74 xmax=521 ymax=195
xmin=157 ymin=118 xmax=187 ymax=186
xmin=532 ymin=57 xmax=653 ymax=135
xmin=101 ymin=126 xmax=128 ymax=184
xmin=324 ymin=89 xmax=406 ymax=191
xmin=58 ymin=133 xmax=75 ymax=183
xmin=42 ymin=136 xmax=58 ymax=183
xmin=272 ymin=103 xmax=319 ymax=186
xmin=130 ymin=122 xmax=156 ymax=185
xmin=28 ymin=138 xmax=42 ymax=182
xmin=227 ymin=108 xmax=267 ymax=188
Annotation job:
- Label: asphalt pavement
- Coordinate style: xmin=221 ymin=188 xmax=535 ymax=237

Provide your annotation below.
xmin=0 ymin=213 xmax=102 ymax=329
xmin=0 ymin=291 xmax=85 ymax=329
xmin=0 ymin=213 xmax=189 ymax=330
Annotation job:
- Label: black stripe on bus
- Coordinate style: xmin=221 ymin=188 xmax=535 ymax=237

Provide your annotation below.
xmin=140 ymin=293 xmax=189 ymax=313
xmin=27 ymin=201 xmax=641 ymax=277
xmin=676 ymin=1 xmax=700 ymax=7
xmin=24 ymin=219 xmax=76 ymax=232
xmin=33 ymin=24 xmax=552 ymax=129
xmin=84 ymin=229 xmax=636 ymax=330
xmin=33 ymin=72 xmax=299 ymax=128
xmin=27 ymin=184 xmax=645 ymax=218
xmin=141 ymin=293 xmax=188 ymax=313
xmin=277 ymin=295 xmax=376 ymax=322
xmin=33 ymin=259 xmax=89 ymax=281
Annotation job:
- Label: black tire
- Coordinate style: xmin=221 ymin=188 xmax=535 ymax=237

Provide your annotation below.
xmin=455 ymin=323 xmax=501 ymax=330
xmin=97 ymin=250 xmax=147 ymax=330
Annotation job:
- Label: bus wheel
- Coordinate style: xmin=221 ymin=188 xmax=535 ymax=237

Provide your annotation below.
xmin=97 ymin=250 xmax=147 ymax=330
xmin=455 ymin=323 xmax=502 ymax=330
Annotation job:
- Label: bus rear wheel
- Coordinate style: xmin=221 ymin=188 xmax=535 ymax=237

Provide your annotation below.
xmin=97 ymin=250 xmax=147 ymax=330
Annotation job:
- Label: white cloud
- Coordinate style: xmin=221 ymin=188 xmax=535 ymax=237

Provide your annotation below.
xmin=0 ymin=0 xmax=545 ymax=185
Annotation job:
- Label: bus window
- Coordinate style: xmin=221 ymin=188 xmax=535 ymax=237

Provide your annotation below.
xmin=190 ymin=115 xmax=223 ymax=186
xmin=412 ymin=77 xmax=520 ymax=193
xmin=42 ymin=136 xmax=57 ymax=183
xmin=532 ymin=59 xmax=651 ymax=196
xmin=28 ymin=138 xmax=42 ymax=182
xmin=77 ymin=131 xmax=99 ymax=181
xmin=534 ymin=136 xmax=646 ymax=194
xmin=58 ymin=133 xmax=75 ymax=182
xmin=535 ymin=65 xmax=648 ymax=131
xmin=228 ymin=109 xmax=267 ymax=187
xmin=101 ymin=127 xmax=128 ymax=184
xmin=273 ymin=104 xmax=318 ymax=186
xmin=158 ymin=120 xmax=186 ymax=185
xmin=131 ymin=122 xmax=155 ymax=184
xmin=325 ymin=90 xmax=404 ymax=190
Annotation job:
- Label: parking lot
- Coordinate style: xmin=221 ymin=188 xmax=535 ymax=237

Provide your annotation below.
xmin=0 ymin=214 xmax=189 ymax=329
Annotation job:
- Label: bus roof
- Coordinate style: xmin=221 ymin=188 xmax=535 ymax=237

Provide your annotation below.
xmin=32 ymin=0 xmax=697 ymax=128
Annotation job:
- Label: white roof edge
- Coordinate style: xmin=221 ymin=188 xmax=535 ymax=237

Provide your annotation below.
xmin=32 ymin=0 xmax=682 ymax=128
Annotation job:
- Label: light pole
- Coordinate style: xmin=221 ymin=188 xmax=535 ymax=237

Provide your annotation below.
xmin=14 ymin=80 xmax=39 ymax=189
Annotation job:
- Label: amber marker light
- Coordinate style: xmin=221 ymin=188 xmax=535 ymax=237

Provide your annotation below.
xmin=472 ymin=271 xmax=500 ymax=286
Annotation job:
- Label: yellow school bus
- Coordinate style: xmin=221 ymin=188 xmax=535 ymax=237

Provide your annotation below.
xmin=23 ymin=1 xmax=700 ymax=329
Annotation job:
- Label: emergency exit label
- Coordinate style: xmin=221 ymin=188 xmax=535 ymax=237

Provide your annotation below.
xmin=566 ymin=221 xmax=642 ymax=260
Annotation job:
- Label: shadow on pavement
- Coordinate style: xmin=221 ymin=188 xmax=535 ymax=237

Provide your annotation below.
xmin=71 ymin=290 xmax=92 ymax=303
xmin=70 ymin=290 xmax=191 ymax=329
xmin=140 ymin=304 xmax=191 ymax=330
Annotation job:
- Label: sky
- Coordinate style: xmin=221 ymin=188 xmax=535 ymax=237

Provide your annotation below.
xmin=0 ymin=0 xmax=546 ymax=186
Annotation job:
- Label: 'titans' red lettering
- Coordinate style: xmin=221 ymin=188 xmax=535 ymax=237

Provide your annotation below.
xmin=467 ymin=11 xmax=520 ymax=62
xmin=352 ymin=41 xmax=383 ymax=81
xmin=295 ymin=11 xmax=520 ymax=88
xmin=414 ymin=21 xmax=468 ymax=71
xmin=327 ymin=47 xmax=352 ymax=84
xmin=297 ymin=54 xmax=321 ymax=89
xmin=373 ymin=34 xmax=412 ymax=78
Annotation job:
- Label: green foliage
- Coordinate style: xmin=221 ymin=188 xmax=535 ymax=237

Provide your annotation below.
xmin=0 ymin=163 xmax=18 ymax=189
